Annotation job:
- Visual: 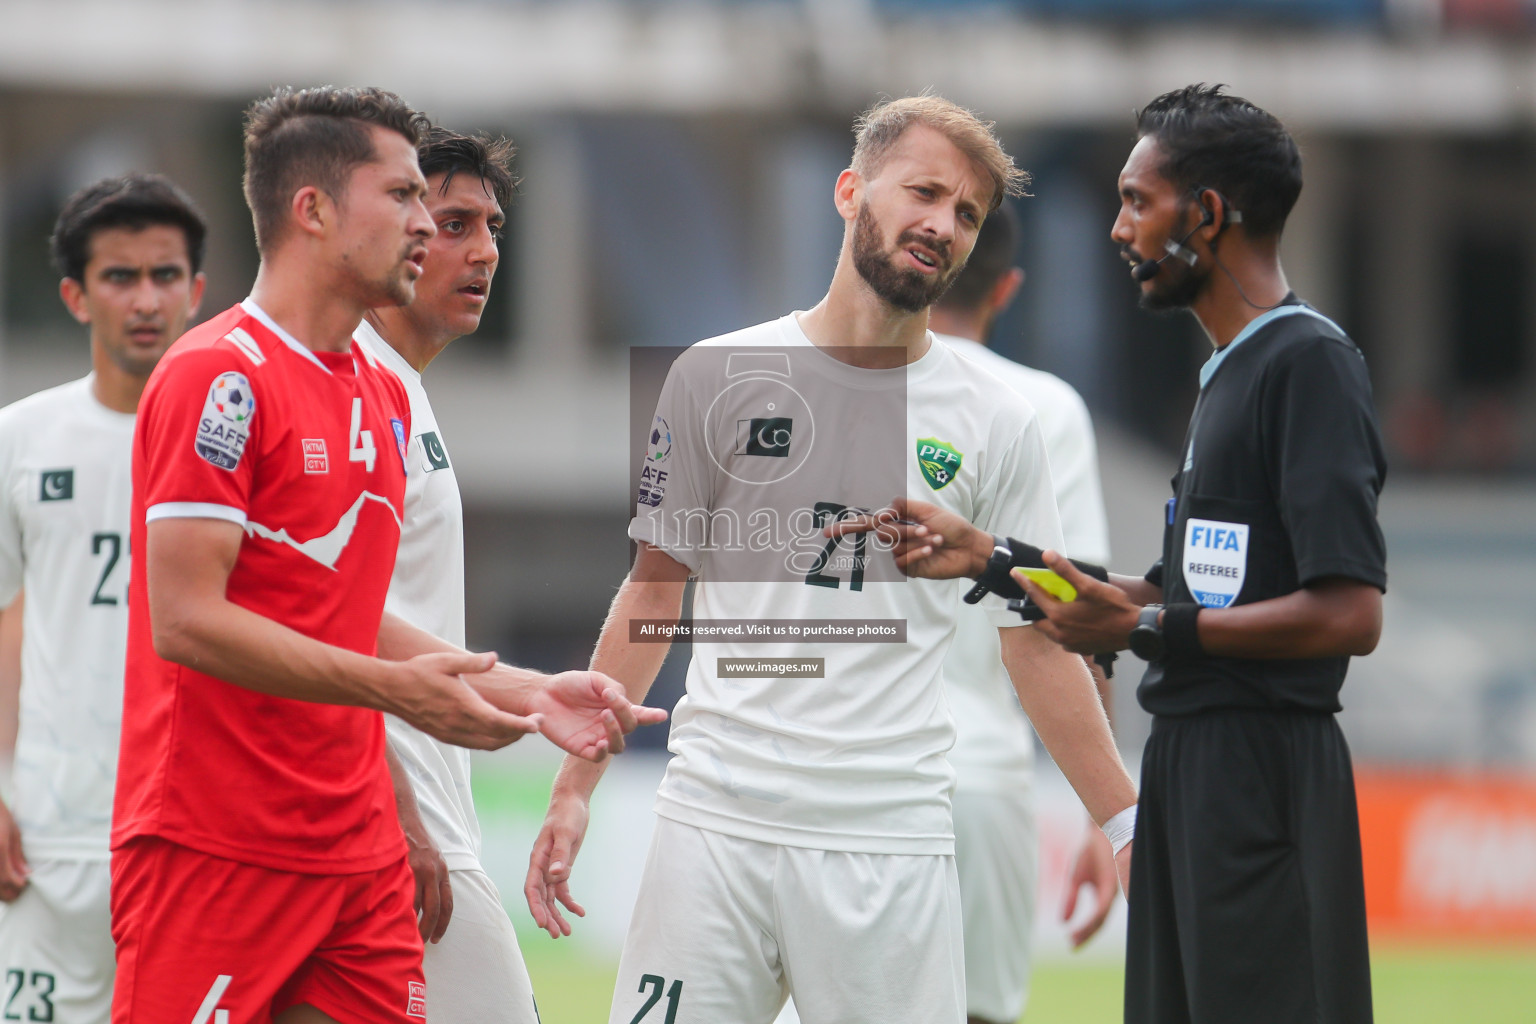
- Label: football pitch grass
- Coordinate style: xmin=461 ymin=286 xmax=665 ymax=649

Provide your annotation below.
xmin=519 ymin=940 xmax=1536 ymax=1023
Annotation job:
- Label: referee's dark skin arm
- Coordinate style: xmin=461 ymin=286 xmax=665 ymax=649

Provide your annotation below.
xmin=1021 ymin=551 xmax=1381 ymax=660
xmin=834 ymin=499 xmax=1381 ymax=659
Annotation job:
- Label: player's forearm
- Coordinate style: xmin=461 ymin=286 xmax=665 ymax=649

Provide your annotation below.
xmin=384 ymin=741 xmax=432 ymax=848
xmin=1002 ymin=628 xmax=1135 ymax=825
xmin=592 ymin=576 xmax=685 ymax=704
xmin=553 ymin=574 xmax=685 ymax=801
xmin=149 ymin=517 xmax=407 ymax=711
xmin=375 ymin=612 xmax=543 ymax=714
xmin=1088 ymin=656 xmax=1113 ymax=730
xmin=1189 ymin=578 xmax=1381 ymax=659
xmin=153 ymin=593 xmax=405 ymax=712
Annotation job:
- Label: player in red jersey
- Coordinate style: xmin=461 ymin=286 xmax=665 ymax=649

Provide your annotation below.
xmin=111 ymin=87 xmax=646 ymax=1024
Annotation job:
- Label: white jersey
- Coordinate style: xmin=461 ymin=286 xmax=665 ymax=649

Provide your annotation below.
xmin=630 ymin=314 xmax=1064 ymax=855
xmin=0 ymin=376 xmax=135 ymax=860
xmin=354 ymin=322 xmax=481 ymax=870
xmin=936 ymin=334 xmax=1110 ymax=789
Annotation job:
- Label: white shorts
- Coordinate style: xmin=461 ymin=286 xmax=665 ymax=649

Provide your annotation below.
xmin=952 ymin=785 xmax=1037 ymax=1024
xmin=0 ymin=857 xmax=113 ymax=1024
xmin=611 ymin=817 xmax=965 ymax=1024
xmin=424 ymin=867 xmax=538 ymax=1024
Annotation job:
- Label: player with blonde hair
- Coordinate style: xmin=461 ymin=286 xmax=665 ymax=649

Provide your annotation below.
xmin=526 ymin=95 xmax=1136 ymax=1024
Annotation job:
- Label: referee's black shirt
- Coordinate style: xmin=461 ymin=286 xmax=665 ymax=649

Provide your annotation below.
xmin=1139 ymin=296 xmax=1387 ymax=716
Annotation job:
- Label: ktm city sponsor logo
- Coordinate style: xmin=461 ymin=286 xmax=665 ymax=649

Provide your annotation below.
xmin=407 ymin=980 xmax=427 ymax=1018
xmin=302 ymin=438 xmax=329 ymax=474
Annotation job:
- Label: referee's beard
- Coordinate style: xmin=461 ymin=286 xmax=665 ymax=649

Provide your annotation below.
xmin=1127 ymin=244 xmax=1212 ymax=312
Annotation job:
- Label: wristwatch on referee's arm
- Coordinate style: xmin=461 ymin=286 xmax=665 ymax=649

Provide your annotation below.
xmin=1127 ymin=605 xmax=1164 ymax=661
xmin=1128 ymin=602 xmax=1203 ymax=662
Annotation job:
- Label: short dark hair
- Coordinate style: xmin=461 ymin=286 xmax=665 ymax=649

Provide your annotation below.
xmin=1135 ymin=83 xmax=1302 ymax=238
xmin=242 ymin=85 xmax=430 ymax=252
xmin=935 ymin=202 xmax=1018 ymax=313
xmin=50 ymin=174 xmax=208 ymax=284
xmin=418 ymin=127 xmax=518 ymax=215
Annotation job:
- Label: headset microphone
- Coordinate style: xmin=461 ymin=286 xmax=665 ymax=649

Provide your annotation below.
xmin=1131 ymin=254 xmax=1165 ymax=282
xmin=1132 ymin=235 xmax=1200 ymax=281
xmin=1130 ymin=192 xmax=1240 ymax=283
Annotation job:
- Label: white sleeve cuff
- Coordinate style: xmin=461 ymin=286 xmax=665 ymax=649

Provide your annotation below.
xmin=145 ymin=502 xmax=248 ymax=527
xmin=626 ymin=516 xmax=702 ymax=575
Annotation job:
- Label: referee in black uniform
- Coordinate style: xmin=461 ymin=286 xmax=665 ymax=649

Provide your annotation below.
xmin=838 ymin=85 xmax=1387 ymax=1023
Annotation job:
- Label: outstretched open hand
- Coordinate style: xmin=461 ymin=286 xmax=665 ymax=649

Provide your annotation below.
xmin=526 ymin=671 xmax=669 ymax=761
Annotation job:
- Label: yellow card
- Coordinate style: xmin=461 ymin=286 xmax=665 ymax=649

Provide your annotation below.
xmin=1012 ymin=566 xmax=1078 ymax=602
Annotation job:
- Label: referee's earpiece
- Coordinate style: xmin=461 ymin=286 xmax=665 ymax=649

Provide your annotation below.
xmin=1199 ymin=188 xmax=1245 ymax=235
xmin=1179 ymin=190 xmax=1219 ymax=249
xmin=1197 ymin=194 xmax=1216 ymax=231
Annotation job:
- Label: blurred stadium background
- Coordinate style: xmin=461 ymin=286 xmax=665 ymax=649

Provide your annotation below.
xmin=2 ymin=0 xmax=1534 ymax=1020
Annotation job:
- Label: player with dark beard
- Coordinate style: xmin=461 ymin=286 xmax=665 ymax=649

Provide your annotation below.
xmin=842 ymin=84 xmax=1386 ymax=1024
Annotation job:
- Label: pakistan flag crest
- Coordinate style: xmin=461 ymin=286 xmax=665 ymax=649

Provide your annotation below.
xmin=917 ymin=437 xmax=963 ymax=491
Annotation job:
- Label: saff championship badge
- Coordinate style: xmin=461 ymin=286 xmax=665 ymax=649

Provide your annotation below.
xmin=197 ymin=372 xmax=255 ymax=471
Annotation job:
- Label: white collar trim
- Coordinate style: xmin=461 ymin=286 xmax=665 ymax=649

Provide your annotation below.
xmin=352 ymin=319 xmax=418 ymax=383
xmin=241 ymin=298 xmax=334 ymax=374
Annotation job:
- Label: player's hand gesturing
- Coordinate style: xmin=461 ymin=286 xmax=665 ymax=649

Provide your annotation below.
xmin=525 ymin=790 xmax=590 ymax=938
xmin=388 ymin=651 xmax=545 ymax=750
xmin=527 ymin=671 xmax=669 ymax=761
xmin=824 ymin=497 xmax=991 ymax=579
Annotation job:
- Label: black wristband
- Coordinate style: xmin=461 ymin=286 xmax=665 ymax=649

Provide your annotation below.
xmin=1070 ymin=557 xmax=1111 ymax=584
xmin=1161 ymin=603 xmax=1203 ymax=659
xmin=973 ymin=538 xmax=1041 ymax=599
xmin=972 ymin=537 xmax=1110 ymax=602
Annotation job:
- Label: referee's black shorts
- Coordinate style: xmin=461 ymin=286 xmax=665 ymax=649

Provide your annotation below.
xmin=1124 ymin=709 xmax=1373 ymax=1024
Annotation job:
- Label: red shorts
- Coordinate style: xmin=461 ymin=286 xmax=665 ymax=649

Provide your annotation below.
xmin=111 ymin=836 xmax=426 ymax=1024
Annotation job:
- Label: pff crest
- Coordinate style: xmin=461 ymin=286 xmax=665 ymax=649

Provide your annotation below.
xmin=916 ymin=438 xmax=963 ymax=491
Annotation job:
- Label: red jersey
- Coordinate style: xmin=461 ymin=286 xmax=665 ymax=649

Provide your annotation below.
xmin=114 ymin=300 xmax=413 ymax=874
